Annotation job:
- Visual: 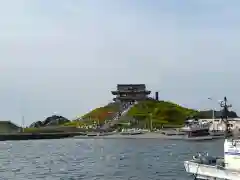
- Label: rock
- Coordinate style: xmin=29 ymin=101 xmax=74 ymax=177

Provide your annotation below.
xmin=29 ymin=115 xmax=70 ymax=128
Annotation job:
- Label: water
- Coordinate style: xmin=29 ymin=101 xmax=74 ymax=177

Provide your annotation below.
xmin=0 ymin=138 xmax=224 ymax=180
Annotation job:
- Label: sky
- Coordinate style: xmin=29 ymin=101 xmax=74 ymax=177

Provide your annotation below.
xmin=0 ymin=0 xmax=240 ymax=125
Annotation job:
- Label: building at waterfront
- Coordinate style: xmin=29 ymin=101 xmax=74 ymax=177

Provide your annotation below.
xmin=111 ymin=84 xmax=151 ymax=102
xmin=0 ymin=121 xmax=21 ymax=133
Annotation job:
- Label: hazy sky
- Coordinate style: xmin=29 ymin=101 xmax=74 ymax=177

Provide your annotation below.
xmin=0 ymin=0 xmax=240 ymax=125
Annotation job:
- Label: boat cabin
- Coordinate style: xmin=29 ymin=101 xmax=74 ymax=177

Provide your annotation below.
xmin=180 ymin=119 xmax=210 ymax=137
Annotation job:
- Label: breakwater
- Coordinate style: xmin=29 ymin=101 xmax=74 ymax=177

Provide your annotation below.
xmin=73 ymin=132 xmax=224 ymax=141
xmin=0 ymin=132 xmax=85 ymax=141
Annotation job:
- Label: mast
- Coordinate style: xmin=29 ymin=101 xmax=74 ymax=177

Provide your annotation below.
xmin=21 ymin=115 xmax=25 ymax=132
xmin=219 ymin=96 xmax=232 ymax=138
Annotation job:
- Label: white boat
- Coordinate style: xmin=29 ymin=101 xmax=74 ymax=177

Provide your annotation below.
xmin=209 ymin=130 xmax=225 ymax=136
xmin=120 ymin=128 xmax=145 ymax=135
xmin=180 ymin=119 xmax=211 ymax=137
xmin=209 ymin=119 xmax=226 ymax=136
xmin=184 ymin=97 xmax=240 ymax=180
xmin=181 ymin=120 xmax=210 ymax=131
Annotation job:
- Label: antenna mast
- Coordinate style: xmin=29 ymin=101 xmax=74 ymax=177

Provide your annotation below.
xmin=220 ymin=96 xmax=232 ymax=138
xmin=21 ymin=115 xmax=25 ymax=132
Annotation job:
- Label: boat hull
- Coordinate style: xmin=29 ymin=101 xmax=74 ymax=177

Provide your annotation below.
xmin=184 ymin=161 xmax=240 ymax=180
xmin=120 ymin=132 xmax=144 ymax=135
xmin=209 ymin=131 xmax=225 ymax=136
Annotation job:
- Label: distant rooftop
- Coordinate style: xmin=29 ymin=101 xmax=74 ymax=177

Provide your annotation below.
xmin=112 ymin=84 xmax=151 ymax=102
xmin=117 ymin=84 xmax=146 ymax=89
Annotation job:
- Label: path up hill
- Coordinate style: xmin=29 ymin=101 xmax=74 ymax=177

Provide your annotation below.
xmin=69 ymin=99 xmax=239 ymax=128
xmin=77 ymin=100 xmax=198 ymax=127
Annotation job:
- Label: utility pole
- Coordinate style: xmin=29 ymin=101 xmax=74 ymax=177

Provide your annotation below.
xmin=219 ymin=97 xmax=232 ymax=138
xmin=208 ymin=97 xmax=215 ymax=120
xmin=22 ymin=115 xmax=25 ymax=132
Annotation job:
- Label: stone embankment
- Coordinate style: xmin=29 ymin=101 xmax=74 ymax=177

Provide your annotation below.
xmin=0 ymin=132 xmax=85 ymax=141
xmin=73 ymin=132 xmax=224 ymax=141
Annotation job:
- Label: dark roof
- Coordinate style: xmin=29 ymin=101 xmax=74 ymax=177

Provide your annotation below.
xmin=117 ymin=84 xmax=146 ymax=87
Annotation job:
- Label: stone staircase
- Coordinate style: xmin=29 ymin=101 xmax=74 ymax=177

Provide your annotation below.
xmin=100 ymin=101 xmax=138 ymax=130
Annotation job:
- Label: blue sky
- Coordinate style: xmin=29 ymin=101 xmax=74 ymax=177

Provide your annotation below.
xmin=0 ymin=0 xmax=239 ymax=125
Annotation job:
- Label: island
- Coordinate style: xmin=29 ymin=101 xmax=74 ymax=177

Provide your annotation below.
xmin=0 ymin=84 xmax=238 ymax=140
xmin=68 ymin=84 xmax=238 ymax=132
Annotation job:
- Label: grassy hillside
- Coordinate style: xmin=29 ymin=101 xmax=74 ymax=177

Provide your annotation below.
xmin=126 ymin=100 xmax=198 ymax=128
xmin=27 ymin=98 xmax=239 ymax=129
xmin=72 ymin=100 xmax=198 ymax=128
xmin=70 ymin=99 xmax=240 ymax=129
xmin=73 ymin=102 xmax=121 ymax=125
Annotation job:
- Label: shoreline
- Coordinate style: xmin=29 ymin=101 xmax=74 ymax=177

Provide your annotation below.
xmin=0 ymin=132 xmax=224 ymax=141
xmin=0 ymin=132 xmax=84 ymax=141
xmin=72 ymin=132 xmax=224 ymax=141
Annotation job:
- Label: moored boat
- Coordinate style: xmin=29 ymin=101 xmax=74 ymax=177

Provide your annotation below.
xmin=180 ymin=119 xmax=211 ymax=137
xmin=184 ymin=97 xmax=240 ymax=180
xmin=120 ymin=128 xmax=146 ymax=135
xmin=209 ymin=119 xmax=226 ymax=137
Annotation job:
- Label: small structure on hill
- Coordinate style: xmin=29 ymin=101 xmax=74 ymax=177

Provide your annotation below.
xmin=112 ymin=84 xmax=151 ymax=103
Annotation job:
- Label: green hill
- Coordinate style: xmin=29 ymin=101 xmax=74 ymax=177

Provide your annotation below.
xmin=77 ymin=102 xmax=121 ymax=125
xmin=72 ymin=99 xmax=239 ymax=129
xmin=125 ymin=100 xmax=198 ymax=128
xmin=76 ymin=100 xmax=197 ymax=127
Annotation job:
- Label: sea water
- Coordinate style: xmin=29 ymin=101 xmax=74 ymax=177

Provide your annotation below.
xmin=0 ymin=138 xmax=223 ymax=180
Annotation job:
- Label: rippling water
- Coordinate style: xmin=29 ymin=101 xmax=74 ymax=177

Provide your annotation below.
xmin=0 ymin=138 xmax=224 ymax=180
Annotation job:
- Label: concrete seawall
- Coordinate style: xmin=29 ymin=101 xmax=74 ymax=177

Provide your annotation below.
xmin=72 ymin=133 xmax=224 ymax=141
xmin=0 ymin=132 xmax=85 ymax=141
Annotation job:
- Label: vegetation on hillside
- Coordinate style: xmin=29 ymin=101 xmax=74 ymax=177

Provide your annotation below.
xmin=27 ymin=99 xmax=238 ymax=130
xmin=78 ymin=102 xmax=121 ymax=124
xmin=68 ymin=100 xmax=198 ymax=128
xmin=126 ymin=100 xmax=198 ymax=129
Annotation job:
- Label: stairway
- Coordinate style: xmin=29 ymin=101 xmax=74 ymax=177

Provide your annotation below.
xmin=100 ymin=101 xmax=138 ymax=130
